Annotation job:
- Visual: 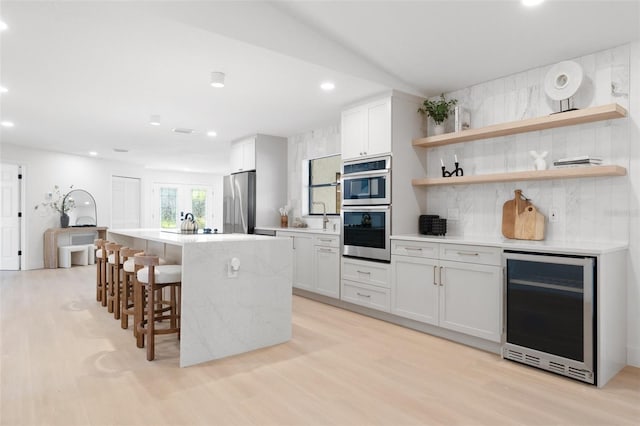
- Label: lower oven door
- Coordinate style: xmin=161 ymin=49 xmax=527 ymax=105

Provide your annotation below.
xmin=503 ymin=252 xmax=595 ymax=383
xmin=342 ymin=206 xmax=390 ymax=262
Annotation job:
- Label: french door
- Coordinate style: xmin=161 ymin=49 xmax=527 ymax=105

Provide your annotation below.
xmin=154 ymin=183 xmax=212 ymax=229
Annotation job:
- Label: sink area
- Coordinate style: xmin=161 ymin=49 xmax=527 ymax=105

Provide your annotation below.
xmin=255 ymin=226 xmax=340 ymax=236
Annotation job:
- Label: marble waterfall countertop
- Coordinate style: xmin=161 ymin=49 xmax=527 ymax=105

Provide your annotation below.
xmin=107 ymin=228 xmax=293 ymax=367
xmin=108 ymin=228 xmax=279 ymax=245
xmin=391 ymin=234 xmax=628 ymax=255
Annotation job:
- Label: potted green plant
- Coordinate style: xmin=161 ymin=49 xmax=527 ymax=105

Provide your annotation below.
xmin=418 ymin=93 xmax=458 ymax=135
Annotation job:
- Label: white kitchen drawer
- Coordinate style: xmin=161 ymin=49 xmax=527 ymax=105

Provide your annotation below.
xmin=314 ymin=235 xmax=340 ymax=248
xmin=341 ymin=258 xmax=390 ymax=288
xmin=341 ymin=279 xmax=391 ymax=312
xmin=439 ymin=244 xmax=501 ymax=266
xmin=391 ymin=240 xmax=439 ymax=258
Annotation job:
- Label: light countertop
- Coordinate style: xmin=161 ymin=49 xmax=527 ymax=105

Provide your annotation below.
xmin=391 ymin=234 xmax=628 ymax=255
xmin=108 ymin=228 xmax=280 ymax=246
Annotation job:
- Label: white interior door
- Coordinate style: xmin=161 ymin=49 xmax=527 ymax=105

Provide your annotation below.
xmin=0 ymin=163 xmax=21 ymax=270
xmin=111 ymin=176 xmax=141 ymax=229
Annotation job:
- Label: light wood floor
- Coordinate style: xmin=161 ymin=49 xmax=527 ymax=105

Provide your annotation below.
xmin=1 ymin=266 xmax=638 ymax=426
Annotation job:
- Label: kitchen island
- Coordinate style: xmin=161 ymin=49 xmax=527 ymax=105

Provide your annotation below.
xmin=108 ymin=229 xmax=292 ymax=367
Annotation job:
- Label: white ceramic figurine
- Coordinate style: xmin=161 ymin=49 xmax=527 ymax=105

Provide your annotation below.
xmin=529 ymin=150 xmax=548 ymax=170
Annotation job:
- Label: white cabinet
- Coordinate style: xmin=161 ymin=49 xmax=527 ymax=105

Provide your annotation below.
xmin=341 ymin=97 xmax=391 ymax=160
xmin=341 ymin=257 xmax=391 ymax=311
xmin=230 ymin=137 xmax=256 ymax=173
xmin=314 ymin=245 xmax=340 ymax=298
xmin=278 ymin=231 xmax=314 ymax=291
xmin=438 ymin=260 xmax=502 ymax=342
xmin=277 ymin=231 xmax=340 ymax=298
xmin=391 ymin=239 xmax=503 ymax=343
xmin=392 ymin=255 xmax=439 ymax=325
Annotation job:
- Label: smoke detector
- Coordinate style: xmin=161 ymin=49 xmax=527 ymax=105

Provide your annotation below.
xmin=172 ymin=128 xmax=194 ymax=134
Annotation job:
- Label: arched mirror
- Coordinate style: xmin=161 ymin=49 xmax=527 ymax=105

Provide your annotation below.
xmin=63 ymin=189 xmax=97 ymax=226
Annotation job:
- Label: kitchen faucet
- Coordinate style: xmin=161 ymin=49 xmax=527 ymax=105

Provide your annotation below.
xmin=312 ymin=201 xmax=329 ymax=230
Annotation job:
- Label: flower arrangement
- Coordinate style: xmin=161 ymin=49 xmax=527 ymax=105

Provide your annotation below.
xmin=35 ymin=185 xmax=76 ymax=214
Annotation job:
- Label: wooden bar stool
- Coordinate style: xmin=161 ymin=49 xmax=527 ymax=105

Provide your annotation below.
xmin=105 ymin=243 xmax=125 ymax=317
xmin=94 ymin=239 xmax=108 ymax=304
xmin=134 ymin=254 xmax=181 ymax=361
xmin=120 ymin=248 xmax=144 ymax=333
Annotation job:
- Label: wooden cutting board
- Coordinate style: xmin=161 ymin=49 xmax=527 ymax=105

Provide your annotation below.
xmin=515 ymin=204 xmax=545 ymax=240
xmin=501 ymin=189 xmax=530 ymax=239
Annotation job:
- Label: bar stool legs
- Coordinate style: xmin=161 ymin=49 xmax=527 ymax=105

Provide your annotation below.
xmin=120 ymin=248 xmax=144 ymax=333
xmin=94 ymin=239 xmax=108 ymax=304
xmin=133 ymin=254 xmax=181 ymax=361
xmin=105 ymin=243 xmax=124 ymax=317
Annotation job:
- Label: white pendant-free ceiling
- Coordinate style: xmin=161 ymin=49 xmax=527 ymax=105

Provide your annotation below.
xmin=1 ymin=1 xmax=638 ymax=174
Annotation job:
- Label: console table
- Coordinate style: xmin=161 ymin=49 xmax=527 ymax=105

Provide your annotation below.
xmin=43 ymin=227 xmax=108 ymax=268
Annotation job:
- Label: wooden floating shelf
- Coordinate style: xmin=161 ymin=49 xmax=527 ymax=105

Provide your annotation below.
xmin=413 ymin=103 xmax=627 ymax=148
xmin=411 ymin=165 xmax=627 ymax=187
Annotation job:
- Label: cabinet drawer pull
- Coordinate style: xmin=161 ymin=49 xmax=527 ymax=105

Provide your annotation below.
xmin=433 ymin=265 xmax=437 ymax=286
xmin=356 ymin=270 xmax=371 ymax=275
xmin=356 ymin=292 xmax=371 ymax=298
xmin=318 ymin=238 xmax=333 ymax=242
xmin=439 ymin=266 xmax=444 ymax=286
xmin=456 ymin=251 xmax=479 ymax=256
xmin=405 ymin=247 xmax=423 ymax=251
xmin=319 ymin=248 xmax=333 ymax=253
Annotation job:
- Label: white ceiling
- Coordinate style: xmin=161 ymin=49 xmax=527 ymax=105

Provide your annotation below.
xmin=1 ymin=1 xmax=638 ymax=175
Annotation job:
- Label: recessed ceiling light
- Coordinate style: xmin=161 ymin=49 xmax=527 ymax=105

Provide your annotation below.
xmin=149 ymin=114 xmax=161 ymax=126
xmin=89 ymin=151 xmax=97 ymax=156
xmin=320 ymin=81 xmax=335 ymax=91
xmin=0 ymin=21 xmax=8 ymax=31
xmin=210 ymin=71 xmax=225 ymax=88
xmin=207 ymin=131 xmax=217 ymax=137
xmin=1 ymin=121 xmax=14 ymax=127
xmin=522 ymin=0 xmax=544 ymax=6
xmin=0 ymin=86 xmax=7 ymax=94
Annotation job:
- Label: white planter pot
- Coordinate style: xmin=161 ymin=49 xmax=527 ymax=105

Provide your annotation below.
xmin=433 ymin=123 xmax=445 ymax=136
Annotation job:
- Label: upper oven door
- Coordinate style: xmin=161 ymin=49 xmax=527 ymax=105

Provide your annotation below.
xmin=342 ymin=156 xmax=391 ymax=205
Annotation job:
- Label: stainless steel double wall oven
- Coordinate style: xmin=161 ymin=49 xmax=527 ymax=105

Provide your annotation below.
xmin=341 ymin=155 xmax=391 ymax=262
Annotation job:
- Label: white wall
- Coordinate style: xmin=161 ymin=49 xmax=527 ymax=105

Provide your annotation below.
xmin=0 ymin=143 xmax=223 ymax=270
xmin=426 ymin=43 xmax=638 ymax=366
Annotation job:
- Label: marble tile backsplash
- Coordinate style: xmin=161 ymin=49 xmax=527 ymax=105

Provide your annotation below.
xmin=287 ymin=124 xmax=341 ymax=221
xmin=426 ymin=44 xmax=632 ymax=244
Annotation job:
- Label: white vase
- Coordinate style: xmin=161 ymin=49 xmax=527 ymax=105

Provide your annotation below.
xmin=433 ymin=123 xmax=445 ymax=136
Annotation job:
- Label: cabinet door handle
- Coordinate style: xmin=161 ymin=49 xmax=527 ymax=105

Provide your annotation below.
xmin=356 ymin=292 xmax=371 ymax=298
xmin=356 ymin=270 xmax=371 ymax=275
xmin=433 ymin=265 xmax=438 ymax=286
xmin=439 ymin=266 xmax=444 ymax=286
xmin=457 ymin=251 xmax=479 ymax=256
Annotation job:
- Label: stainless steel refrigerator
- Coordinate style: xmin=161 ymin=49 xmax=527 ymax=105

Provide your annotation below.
xmin=223 ymin=171 xmax=256 ymax=234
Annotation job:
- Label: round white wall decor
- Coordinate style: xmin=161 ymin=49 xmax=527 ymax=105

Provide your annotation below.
xmin=544 ymin=60 xmax=584 ymax=101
